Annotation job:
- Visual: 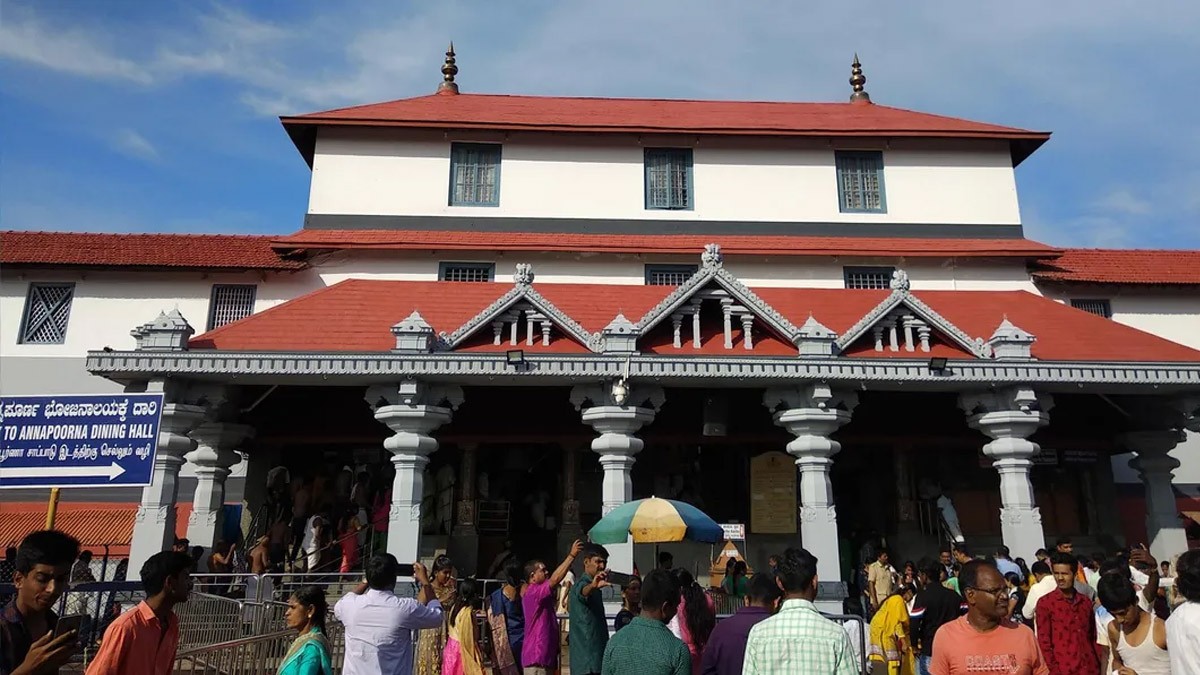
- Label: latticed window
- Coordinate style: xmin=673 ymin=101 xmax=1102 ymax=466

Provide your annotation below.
xmin=645 ymin=264 xmax=698 ymax=286
xmin=440 ymin=262 xmax=495 ymax=282
xmin=1070 ymin=298 xmax=1112 ymax=319
xmin=449 ymin=143 xmax=501 ymax=206
xmin=843 ymin=266 xmax=895 ymax=290
xmin=835 ymin=150 xmax=886 ymax=213
xmin=644 ymin=148 xmax=693 ymax=210
xmin=19 ymin=283 xmax=75 ymax=344
xmin=208 ymin=284 xmax=257 ymax=330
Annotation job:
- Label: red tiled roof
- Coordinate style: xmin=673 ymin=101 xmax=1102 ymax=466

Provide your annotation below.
xmin=272 ymin=229 xmax=1061 ymax=259
xmin=281 ymin=94 xmax=1050 ymax=165
xmin=0 ymin=502 xmax=192 ymax=555
xmin=189 ymin=279 xmax=1200 ymax=363
xmin=0 ymin=231 xmax=306 ymax=271
xmin=1033 ymin=249 xmax=1200 ymax=285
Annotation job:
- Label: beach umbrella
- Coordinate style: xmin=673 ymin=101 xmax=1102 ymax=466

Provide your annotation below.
xmin=588 ymin=497 xmax=724 ymax=545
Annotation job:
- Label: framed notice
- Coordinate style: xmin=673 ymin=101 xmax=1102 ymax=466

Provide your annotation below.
xmin=750 ymin=452 xmax=796 ymax=534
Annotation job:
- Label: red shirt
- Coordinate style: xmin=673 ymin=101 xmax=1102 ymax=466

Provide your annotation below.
xmin=85 ymin=601 xmax=179 ymax=675
xmin=1034 ymin=590 xmax=1098 ymax=675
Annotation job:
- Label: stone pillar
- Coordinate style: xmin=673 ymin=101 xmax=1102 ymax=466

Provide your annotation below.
xmin=129 ymin=397 xmax=206 ymax=571
xmin=366 ymin=380 xmax=463 ymax=564
xmin=960 ymin=387 xmax=1052 ymax=563
xmin=450 ymin=443 xmax=480 ymax=574
xmin=764 ymin=384 xmax=856 ymax=612
xmin=186 ymin=422 xmax=253 ymax=551
xmin=892 ymin=444 xmax=923 ymax=562
xmin=557 ymin=444 xmax=585 ymax=554
xmin=571 ymin=382 xmax=664 ymax=574
xmin=1124 ymin=430 xmax=1187 ymax=564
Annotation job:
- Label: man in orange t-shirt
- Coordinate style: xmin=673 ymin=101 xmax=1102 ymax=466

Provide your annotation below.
xmin=930 ymin=560 xmax=1048 ymax=675
xmin=86 ymin=551 xmax=193 ymax=675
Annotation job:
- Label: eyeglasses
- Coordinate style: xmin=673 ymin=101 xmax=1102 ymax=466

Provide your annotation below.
xmin=966 ymin=586 xmax=1008 ymax=597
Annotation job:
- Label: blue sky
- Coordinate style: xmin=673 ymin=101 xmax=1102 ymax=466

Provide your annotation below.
xmin=1 ymin=0 xmax=1197 ymax=248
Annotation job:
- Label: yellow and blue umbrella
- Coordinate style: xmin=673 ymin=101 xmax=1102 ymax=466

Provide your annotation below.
xmin=588 ymin=497 xmax=724 ymax=545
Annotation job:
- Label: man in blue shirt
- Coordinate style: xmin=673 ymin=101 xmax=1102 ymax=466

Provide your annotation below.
xmin=994 ymin=545 xmax=1023 ymax=583
xmin=700 ymin=572 xmax=781 ymax=675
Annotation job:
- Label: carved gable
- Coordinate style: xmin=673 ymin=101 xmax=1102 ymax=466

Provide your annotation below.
xmin=634 ymin=244 xmax=803 ymax=354
xmin=439 ymin=264 xmax=593 ymax=351
xmin=836 ymin=270 xmax=992 ymax=358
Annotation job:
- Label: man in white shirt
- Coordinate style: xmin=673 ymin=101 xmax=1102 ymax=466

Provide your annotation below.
xmin=335 ymin=554 xmax=445 ymax=675
xmin=1022 ymin=560 xmax=1055 ymax=623
xmin=1167 ymin=549 xmax=1200 ymax=675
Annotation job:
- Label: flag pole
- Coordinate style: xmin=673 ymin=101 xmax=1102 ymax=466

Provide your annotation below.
xmin=45 ymin=487 xmax=61 ymax=529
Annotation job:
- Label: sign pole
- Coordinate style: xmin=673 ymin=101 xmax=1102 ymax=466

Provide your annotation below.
xmin=45 ymin=487 xmax=61 ymax=529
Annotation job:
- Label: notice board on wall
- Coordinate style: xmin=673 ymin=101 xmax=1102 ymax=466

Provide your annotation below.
xmin=750 ymin=451 xmax=796 ymax=534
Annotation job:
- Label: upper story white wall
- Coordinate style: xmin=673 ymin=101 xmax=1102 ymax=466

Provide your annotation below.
xmin=307 ymin=129 xmax=1022 ymax=226
xmin=318 ymin=249 xmax=1038 ymax=291
xmin=1037 ymin=286 xmax=1200 ymax=350
xmin=0 ymin=269 xmax=322 ymax=358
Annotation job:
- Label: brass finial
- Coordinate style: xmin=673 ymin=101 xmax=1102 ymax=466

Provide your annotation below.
xmin=849 ymin=53 xmax=870 ymax=104
xmin=437 ymin=41 xmax=459 ymax=95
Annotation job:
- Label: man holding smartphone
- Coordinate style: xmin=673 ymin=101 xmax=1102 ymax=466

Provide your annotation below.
xmin=335 ymin=554 xmax=443 ymax=675
xmin=570 ymin=543 xmax=613 ymax=675
xmin=1 ymin=530 xmax=82 ymax=675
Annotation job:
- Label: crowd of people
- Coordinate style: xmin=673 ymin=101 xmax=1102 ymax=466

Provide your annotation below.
xmin=5 ymin=524 xmax=1200 ymax=675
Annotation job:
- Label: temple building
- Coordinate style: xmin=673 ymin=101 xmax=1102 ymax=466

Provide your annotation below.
xmin=2 ymin=49 xmax=1199 ymax=605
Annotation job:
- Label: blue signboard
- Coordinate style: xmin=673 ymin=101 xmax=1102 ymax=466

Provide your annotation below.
xmin=0 ymin=393 xmax=164 ymax=489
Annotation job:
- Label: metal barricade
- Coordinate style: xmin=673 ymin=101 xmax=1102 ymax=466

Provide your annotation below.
xmin=821 ymin=612 xmax=870 ymax=675
xmin=174 ymin=629 xmax=297 ymax=675
xmin=175 ymin=592 xmax=252 ymax=650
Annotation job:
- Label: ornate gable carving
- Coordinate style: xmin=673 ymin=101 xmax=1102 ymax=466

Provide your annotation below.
xmin=836 ymin=269 xmax=992 ymax=358
xmin=633 ymin=244 xmax=803 ymax=353
xmin=438 ymin=265 xmax=593 ymax=351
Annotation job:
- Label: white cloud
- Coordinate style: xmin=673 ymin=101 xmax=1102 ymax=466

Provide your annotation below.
xmin=0 ymin=9 xmax=154 ymax=84
xmin=112 ymin=130 xmax=159 ymax=161
xmin=1092 ymin=189 xmax=1153 ymax=216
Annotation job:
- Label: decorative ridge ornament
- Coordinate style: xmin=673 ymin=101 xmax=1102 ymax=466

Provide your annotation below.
xmin=889 ymin=269 xmax=910 ymax=292
xmin=514 ymin=262 xmax=534 ymax=286
xmin=701 ymin=243 xmax=723 ymax=268
xmin=131 ymin=309 xmax=194 ymax=351
xmin=988 ymin=316 xmax=1037 ymax=361
xmin=849 ymin=54 xmax=870 ymax=104
xmin=437 ymin=42 xmax=459 ymax=95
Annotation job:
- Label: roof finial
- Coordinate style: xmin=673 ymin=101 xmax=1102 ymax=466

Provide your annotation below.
xmin=849 ymin=53 xmax=870 ymax=104
xmin=437 ymin=41 xmax=459 ymax=95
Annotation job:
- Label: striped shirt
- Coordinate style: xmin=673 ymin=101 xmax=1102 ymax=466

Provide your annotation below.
xmin=742 ymin=598 xmax=859 ymax=675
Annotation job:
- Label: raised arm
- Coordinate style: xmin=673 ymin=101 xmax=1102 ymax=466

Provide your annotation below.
xmin=548 ymin=539 xmax=583 ymax=589
xmin=1130 ymin=548 xmax=1160 ymax=607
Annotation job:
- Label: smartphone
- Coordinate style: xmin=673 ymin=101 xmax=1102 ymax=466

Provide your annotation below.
xmin=606 ymin=571 xmax=633 ymax=587
xmin=396 ymin=563 xmax=415 ymax=577
xmin=54 ymin=614 xmax=85 ymax=638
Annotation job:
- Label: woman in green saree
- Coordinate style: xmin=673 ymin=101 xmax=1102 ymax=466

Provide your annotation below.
xmin=280 ymin=586 xmax=334 ymax=675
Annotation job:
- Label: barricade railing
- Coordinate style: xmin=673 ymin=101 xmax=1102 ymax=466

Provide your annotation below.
xmin=820 ymin=612 xmax=870 ymax=675
xmin=174 ymin=629 xmax=296 ymax=675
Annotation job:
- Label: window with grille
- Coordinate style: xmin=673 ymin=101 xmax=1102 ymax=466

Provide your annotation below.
xmin=18 ymin=283 xmax=75 ymax=344
xmin=835 ymin=150 xmax=886 ymax=213
xmin=645 ymin=264 xmax=698 ymax=286
xmin=644 ymin=148 xmax=693 ymax=210
xmin=449 ymin=143 xmax=501 ymax=206
xmin=208 ymin=284 xmax=257 ymax=330
xmin=1070 ymin=298 xmax=1112 ymax=319
xmin=439 ymin=262 xmax=495 ymax=283
xmin=843 ymin=266 xmax=896 ymax=290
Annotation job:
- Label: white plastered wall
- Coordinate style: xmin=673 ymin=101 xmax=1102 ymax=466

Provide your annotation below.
xmin=307 ymin=129 xmax=1023 ymax=226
